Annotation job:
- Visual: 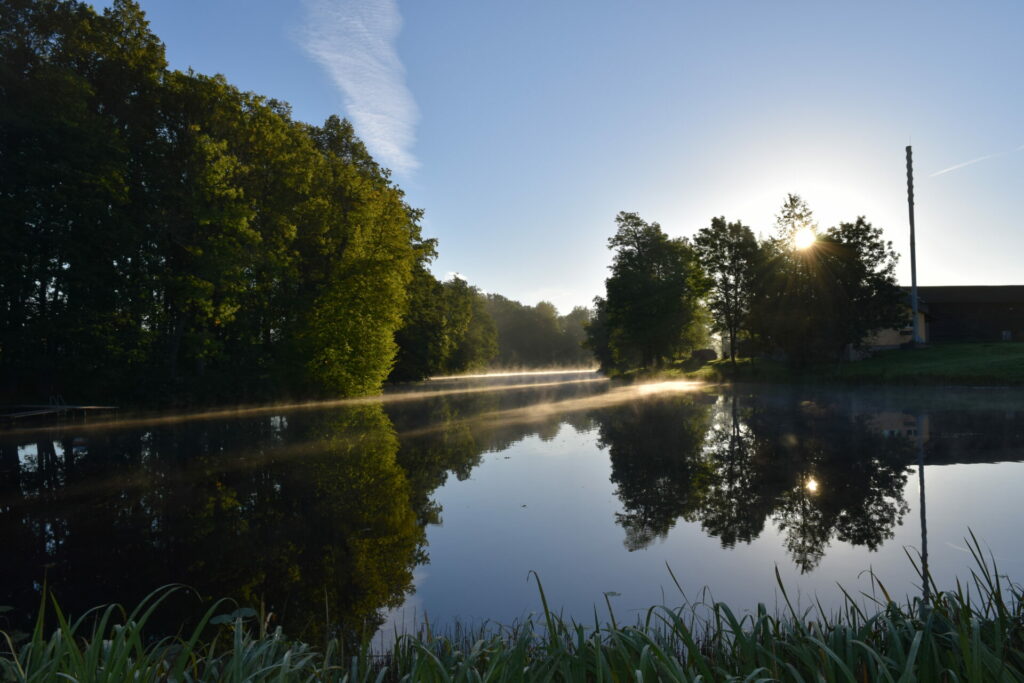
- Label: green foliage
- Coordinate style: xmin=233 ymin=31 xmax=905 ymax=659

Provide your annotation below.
xmin=0 ymin=0 xmax=422 ymax=403
xmin=584 ymin=297 xmax=615 ymax=371
xmin=558 ymin=306 xmax=593 ymax=365
xmin=390 ymin=263 xmax=449 ymax=381
xmin=590 ymin=212 xmax=709 ymax=371
xmin=0 ymin=0 xmax=169 ymax=398
xmin=445 ymin=279 xmax=500 ymax=373
xmin=694 ymin=217 xmax=761 ymax=363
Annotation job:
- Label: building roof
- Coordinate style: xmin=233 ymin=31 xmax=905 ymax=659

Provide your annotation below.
xmin=901 ymin=285 xmax=1024 ymax=304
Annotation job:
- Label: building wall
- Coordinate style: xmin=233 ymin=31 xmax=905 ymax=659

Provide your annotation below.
xmin=866 ymin=311 xmax=927 ymax=348
xmin=927 ymin=302 xmax=1024 ymax=342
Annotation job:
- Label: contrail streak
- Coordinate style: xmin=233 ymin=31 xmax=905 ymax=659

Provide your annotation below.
xmin=300 ymin=0 xmax=418 ymax=174
xmin=930 ymin=144 xmax=1024 ymax=177
xmin=930 ymin=153 xmax=1001 ymax=177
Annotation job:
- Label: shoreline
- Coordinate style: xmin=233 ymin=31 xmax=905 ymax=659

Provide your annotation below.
xmin=611 ymin=342 xmax=1024 ymax=388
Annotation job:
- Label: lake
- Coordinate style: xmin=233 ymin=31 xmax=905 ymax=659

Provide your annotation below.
xmin=2 ymin=371 xmax=1023 ymax=644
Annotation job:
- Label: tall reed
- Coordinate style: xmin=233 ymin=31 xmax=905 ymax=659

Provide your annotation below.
xmin=2 ymin=532 xmax=1021 ymax=681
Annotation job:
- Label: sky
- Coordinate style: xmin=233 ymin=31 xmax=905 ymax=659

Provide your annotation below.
xmin=97 ymin=0 xmax=1023 ymax=314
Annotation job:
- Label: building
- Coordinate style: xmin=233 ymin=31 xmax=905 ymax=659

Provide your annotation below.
xmin=866 ymin=305 xmax=928 ymax=348
xmin=868 ymin=285 xmax=1024 ymax=348
xmin=914 ymin=286 xmax=1024 ymax=342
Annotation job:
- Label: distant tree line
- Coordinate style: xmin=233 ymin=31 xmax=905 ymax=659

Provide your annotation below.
xmin=388 ymin=277 xmax=594 ymax=381
xmin=587 ymin=196 xmax=905 ymax=372
xmin=0 ymin=0 xmax=594 ymax=403
xmin=388 ymin=266 xmax=498 ymax=382
xmin=484 ymin=295 xmax=592 ymax=368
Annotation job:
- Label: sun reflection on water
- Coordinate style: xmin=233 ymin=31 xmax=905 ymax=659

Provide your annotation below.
xmin=635 ymin=381 xmax=703 ymax=395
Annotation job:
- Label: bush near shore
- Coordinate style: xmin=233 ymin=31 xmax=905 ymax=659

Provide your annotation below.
xmin=2 ymin=536 xmax=1022 ymax=681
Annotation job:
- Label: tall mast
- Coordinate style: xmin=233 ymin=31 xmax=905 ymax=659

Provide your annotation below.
xmin=906 ymin=146 xmax=921 ymax=344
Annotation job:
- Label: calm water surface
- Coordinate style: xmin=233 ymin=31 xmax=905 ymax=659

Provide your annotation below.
xmin=2 ymin=372 xmax=1023 ymax=642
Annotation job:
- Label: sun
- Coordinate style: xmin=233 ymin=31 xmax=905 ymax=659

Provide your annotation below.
xmin=793 ymin=227 xmax=817 ymax=249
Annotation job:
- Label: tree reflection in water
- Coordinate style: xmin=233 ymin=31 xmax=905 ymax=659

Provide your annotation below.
xmin=0 ymin=405 xmax=428 ymax=645
xmin=596 ymin=393 xmax=715 ymax=551
xmin=3 ymin=378 xmax=972 ymax=641
xmin=0 ymin=377 xmax=606 ymax=641
xmin=596 ymin=389 xmax=916 ymax=572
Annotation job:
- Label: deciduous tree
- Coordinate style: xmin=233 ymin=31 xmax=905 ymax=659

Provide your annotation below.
xmin=593 ymin=212 xmax=708 ymax=370
xmin=694 ymin=217 xmax=760 ymax=364
xmin=749 ymin=196 xmax=904 ymax=364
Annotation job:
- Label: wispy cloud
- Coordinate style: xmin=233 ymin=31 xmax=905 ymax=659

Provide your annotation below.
xmin=930 ymin=143 xmax=1024 ymax=177
xmin=301 ymin=0 xmax=419 ymax=174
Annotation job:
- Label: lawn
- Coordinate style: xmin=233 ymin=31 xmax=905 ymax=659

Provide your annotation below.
xmin=691 ymin=343 xmax=1024 ymax=386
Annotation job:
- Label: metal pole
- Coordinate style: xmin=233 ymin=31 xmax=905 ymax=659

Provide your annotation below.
xmin=906 ymin=146 xmax=921 ymax=344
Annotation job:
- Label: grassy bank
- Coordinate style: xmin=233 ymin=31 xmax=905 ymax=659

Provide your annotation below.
xmin=3 ymin=537 xmax=1022 ymax=681
xmin=683 ymin=343 xmax=1024 ymax=386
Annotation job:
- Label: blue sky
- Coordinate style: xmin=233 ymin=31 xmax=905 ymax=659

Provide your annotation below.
xmin=100 ymin=0 xmax=1023 ymax=313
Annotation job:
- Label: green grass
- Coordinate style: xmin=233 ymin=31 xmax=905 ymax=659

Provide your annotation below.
xmin=3 ymin=533 xmax=1022 ymax=681
xmin=687 ymin=343 xmax=1024 ymax=386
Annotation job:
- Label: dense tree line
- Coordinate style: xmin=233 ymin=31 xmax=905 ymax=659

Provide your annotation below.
xmin=587 ymin=197 xmax=906 ymax=372
xmin=1 ymin=1 xmax=902 ymax=400
xmin=390 ymin=279 xmax=595 ymax=381
xmin=750 ymin=196 xmax=905 ymax=366
xmin=0 ymin=0 xmax=592 ymax=402
xmin=0 ymin=0 xmax=430 ymax=403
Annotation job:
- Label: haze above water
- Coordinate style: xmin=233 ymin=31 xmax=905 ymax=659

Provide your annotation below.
xmin=2 ymin=372 xmax=1023 ymax=642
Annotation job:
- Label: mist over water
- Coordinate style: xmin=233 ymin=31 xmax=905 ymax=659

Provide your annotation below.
xmin=2 ymin=372 xmax=607 ymax=439
xmin=2 ymin=373 xmax=1023 ymax=643
xmin=427 ymin=368 xmax=598 ymax=381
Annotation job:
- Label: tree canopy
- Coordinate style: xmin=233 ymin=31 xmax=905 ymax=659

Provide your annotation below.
xmin=694 ymin=217 xmax=760 ymax=363
xmin=587 ymin=212 xmax=708 ymax=371
xmin=748 ymin=197 xmax=905 ymax=364
xmin=0 ymin=0 xmax=423 ymax=402
xmin=587 ymin=198 xmax=906 ymax=373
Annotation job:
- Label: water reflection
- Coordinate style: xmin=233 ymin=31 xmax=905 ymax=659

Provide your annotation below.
xmin=2 ymin=378 xmax=1023 ymax=639
xmin=0 ymin=375 xmax=610 ymax=640
xmin=595 ymin=393 xmax=715 ymax=551
xmin=593 ymin=391 xmax=916 ymax=571
xmin=0 ymin=405 xmax=429 ymax=644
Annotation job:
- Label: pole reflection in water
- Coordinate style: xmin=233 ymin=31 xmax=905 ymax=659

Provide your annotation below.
xmin=917 ymin=411 xmax=930 ymax=607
